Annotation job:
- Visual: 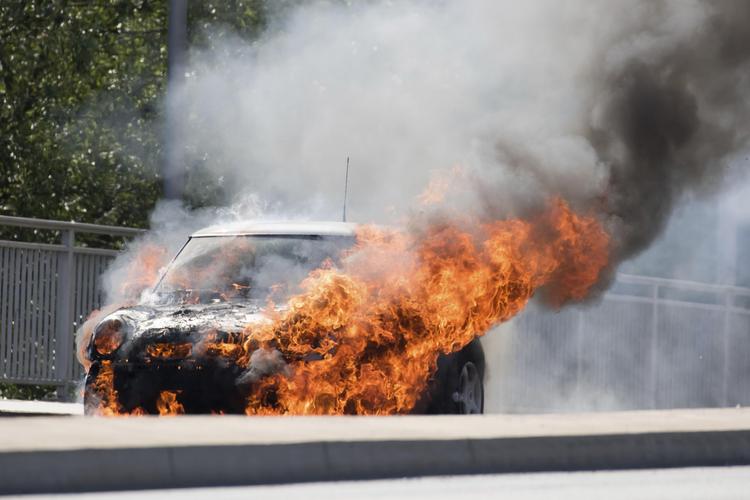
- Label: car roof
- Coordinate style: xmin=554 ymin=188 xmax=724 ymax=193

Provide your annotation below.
xmin=191 ymin=220 xmax=358 ymax=238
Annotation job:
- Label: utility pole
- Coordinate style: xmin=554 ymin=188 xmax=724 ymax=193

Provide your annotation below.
xmin=164 ymin=0 xmax=188 ymax=199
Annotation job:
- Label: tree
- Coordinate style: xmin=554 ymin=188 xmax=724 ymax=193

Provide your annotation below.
xmin=0 ymin=0 xmax=269 ymax=236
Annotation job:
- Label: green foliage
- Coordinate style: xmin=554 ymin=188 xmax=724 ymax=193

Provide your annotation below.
xmin=0 ymin=382 xmax=56 ymax=401
xmin=0 ymin=0 xmax=269 ymax=230
xmin=0 ymin=0 xmax=168 ymax=229
xmin=189 ymin=0 xmax=266 ymax=50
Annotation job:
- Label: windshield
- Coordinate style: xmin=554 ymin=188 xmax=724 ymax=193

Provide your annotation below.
xmin=154 ymin=235 xmax=353 ymax=304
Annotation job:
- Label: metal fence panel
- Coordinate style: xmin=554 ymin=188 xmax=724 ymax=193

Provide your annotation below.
xmin=0 ymin=216 xmax=142 ymax=393
xmin=0 ymin=243 xmax=118 ymax=386
xmin=70 ymin=253 xmax=112 ymax=381
xmin=1 ymin=246 xmax=61 ymax=383
xmin=654 ymin=304 xmax=725 ymax=409
xmin=727 ymin=312 xmax=750 ymax=407
xmin=500 ymin=276 xmax=750 ymax=413
xmin=495 ymin=306 xmax=580 ymax=411
xmin=579 ymin=299 xmax=653 ymax=409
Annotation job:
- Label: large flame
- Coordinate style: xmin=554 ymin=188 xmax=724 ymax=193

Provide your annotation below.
xmin=86 ymin=198 xmax=609 ymax=416
xmin=239 ymin=198 xmax=609 ymax=414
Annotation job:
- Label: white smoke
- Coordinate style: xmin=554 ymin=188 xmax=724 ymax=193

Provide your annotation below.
xmin=176 ymin=0 xmax=617 ymax=221
xmin=100 ymin=195 xmax=267 ymax=304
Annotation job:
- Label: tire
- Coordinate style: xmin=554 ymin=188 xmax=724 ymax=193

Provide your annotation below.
xmin=422 ymin=338 xmax=485 ymax=414
xmin=453 ymin=360 xmax=484 ymax=414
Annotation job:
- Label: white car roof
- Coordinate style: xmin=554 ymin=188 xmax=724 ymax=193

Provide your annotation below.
xmin=191 ymin=220 xmax=358 ymax=238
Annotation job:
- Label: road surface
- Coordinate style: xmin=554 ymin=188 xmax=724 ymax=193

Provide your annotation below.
xmin=7 ymin=466 xmax=749 ymax=500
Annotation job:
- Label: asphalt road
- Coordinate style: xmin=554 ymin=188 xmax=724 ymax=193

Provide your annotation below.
xmin=8 ymin=466 xmax=749 ymax=500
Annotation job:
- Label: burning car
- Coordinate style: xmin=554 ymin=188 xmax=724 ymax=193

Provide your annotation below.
xmin=84 ymin=221 xmax=485 ymax=415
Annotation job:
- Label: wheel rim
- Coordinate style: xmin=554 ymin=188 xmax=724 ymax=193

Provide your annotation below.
xmin=454 ymin=361 xmax=483 ymax=414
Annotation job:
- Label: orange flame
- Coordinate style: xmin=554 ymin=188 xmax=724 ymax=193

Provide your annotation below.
xmin=156 ymin=391 xmax=185 ymax=416
xmin=146 ymin=343 xmax=192 ymax=360
xmin=86 ymin=361 xmax=146 ymax=416
xmin=418 ymin=165 xmax=466 ymax=206
xmin=119 ymin=244 xmax=170 ymax=300
xmin=162 ymin=238 xmax=255 ymax=299
xmin=239 ymin=198 xmax=609 ymax=414
xmin=85 ymin=197 xmax=609 ymax=416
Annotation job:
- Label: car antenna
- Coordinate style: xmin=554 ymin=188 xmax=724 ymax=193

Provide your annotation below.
xmin=342 ymin=156 xmax=350 ymax=222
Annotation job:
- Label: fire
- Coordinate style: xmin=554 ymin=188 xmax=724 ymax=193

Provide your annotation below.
xmin=118 ymin=244 xmax=170 ymax=300
xmin=194 ymin=330 xmax=245 ymax=360
xmin=86 ymin=361 xmax=147 ymax=416
xmin=238 ymin=198 xmax=609 ymax=414
xmin=203 ymin=342 xmax=243 ymax=359
xmin=156 ymin=391 xmax=185 ymax=416
xmin=86 ymin=361 xmax=184 ymax=416
xmin=77 ymin=244 xmax=169 ymax=373
xmin=75 ymin=304 xmax=122 ymax=372
xmin=85 ymin=197 xmax=609 ymax=416
xmin=146 ymin=343 xmax=192 ymax=360
xmin=162 ymin=238 xmax=256 ymax=301
xmin=90 ymin=361 xmax=119 ymax=416
xmin=418 ymin=165 xmax=466 ymax=206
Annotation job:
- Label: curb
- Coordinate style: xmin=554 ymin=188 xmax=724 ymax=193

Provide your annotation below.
xmin=1 ymin=429 xmax=749 ymax=494
xmin=0 ymin=399 xmax=82 ymax=417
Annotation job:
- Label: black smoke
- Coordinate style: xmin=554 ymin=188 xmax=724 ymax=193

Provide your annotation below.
xmin=591 ymin=0 xmax=750 ymax=262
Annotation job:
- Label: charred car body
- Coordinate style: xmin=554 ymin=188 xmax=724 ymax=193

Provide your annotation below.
xmin=84 ymin=222 xmax=485 ymax=415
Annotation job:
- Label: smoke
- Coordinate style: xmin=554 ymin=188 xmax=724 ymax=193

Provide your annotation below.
xmin=589 ymin=0 xmax=750 ymax=262
xmin=175 ymin=0 xmax=749 ymax=271
xmin=100 ymin=195 xmax=273 ymax=305
xmin=176 ymin=0 xmax=609 ymax=220
xmin=236 ymin=348 xmax=290 ymax=387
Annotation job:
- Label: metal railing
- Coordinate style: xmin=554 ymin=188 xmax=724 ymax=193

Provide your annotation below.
xmin=491 ymin=273 xmax=750 ymax=413
xmin=0 ymin=215 xmax=143 ymax=394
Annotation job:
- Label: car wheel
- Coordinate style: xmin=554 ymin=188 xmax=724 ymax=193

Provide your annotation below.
xmin=418 ymin=339 xmax=485 ymax=414
xmin=452 ymin=360 xmax=484 ymax=414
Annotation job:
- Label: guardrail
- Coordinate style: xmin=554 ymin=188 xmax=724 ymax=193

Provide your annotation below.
xmin=498 ymin=273 xmax=750 ymax=412
xmin=0 ymin=215 xmax=144 ymax=396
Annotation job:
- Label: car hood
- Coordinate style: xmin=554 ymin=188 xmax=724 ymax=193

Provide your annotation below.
xmin=103 ymin=301 xmax=271 ymax=344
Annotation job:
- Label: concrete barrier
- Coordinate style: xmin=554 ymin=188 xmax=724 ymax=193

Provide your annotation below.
xmin=0 ymin=399 xmax=82 ymax=416
xmin=0 ymin=408 xmax=748 ymax=494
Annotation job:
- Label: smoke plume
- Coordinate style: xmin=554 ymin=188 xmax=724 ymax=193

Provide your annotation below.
xmin=589 ymin=0 xmax=750 ymax=261
xmin=173 ymin=0 xmax=749 ymax=272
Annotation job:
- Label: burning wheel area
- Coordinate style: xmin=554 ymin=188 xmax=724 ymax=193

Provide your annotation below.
xmin=88 ymin=360 xmax=246 ymax=415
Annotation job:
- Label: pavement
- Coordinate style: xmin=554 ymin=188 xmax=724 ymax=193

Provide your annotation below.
xmin=0 ymin=399 xmax=82 ymax=417
xmin=0 ymin=408 xmax=749 ymax=495
xmin=7 ymin=466 xmax=750 ymax=500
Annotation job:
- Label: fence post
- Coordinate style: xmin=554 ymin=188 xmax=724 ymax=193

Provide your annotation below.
xmin=575 ymin=308 xmax=584 ymax=400
xmin=55 ymin=229 xmax=74 ymax=399
xmin=649 ymin=282 xmax=659 ymax=409
xmin=721 ymin=290 xmax=731 ymax=407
